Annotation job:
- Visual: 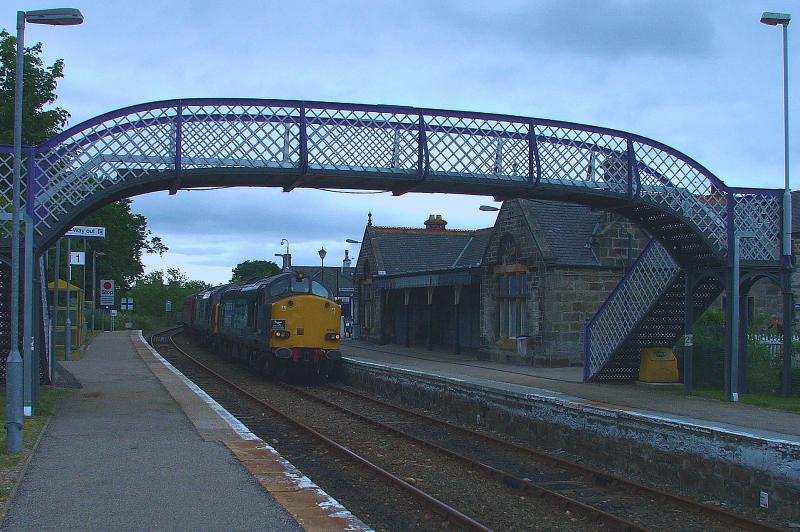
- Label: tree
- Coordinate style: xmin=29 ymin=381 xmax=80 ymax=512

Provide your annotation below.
xmin=64 ymin=199 xmax=169 ymax=294
xmin=83 ymin=199 xmax=168 ymax=290
xmin=230 ymin=260 xmax=281 ymax=283
xmin=128 ymin=268 xmax=211 ymax=325
xmin=0 ymin=30 xmax=69 ymax=145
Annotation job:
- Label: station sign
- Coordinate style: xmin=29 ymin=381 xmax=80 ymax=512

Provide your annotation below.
xmin=100 ymin=279 xmax=115 ymax=307
xmin=68 ymin=252 xmax=85 ymax=266
xmin=65 ymin=226 xmax=106 ymax=239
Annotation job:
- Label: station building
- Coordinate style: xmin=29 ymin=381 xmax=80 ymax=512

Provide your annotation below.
xmin=480 ymin=200 xmax=649 ymax=365
xmin=353 ymin=213 xmax=490 ymax=352
xmin=354 ymin=202 xmax=649 ymax=364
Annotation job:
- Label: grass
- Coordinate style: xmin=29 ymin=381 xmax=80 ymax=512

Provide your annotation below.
xmin=673 ymin=386 xmax=800 ymax=414
xmin=0 ymin=388 xmax=65 ymax=505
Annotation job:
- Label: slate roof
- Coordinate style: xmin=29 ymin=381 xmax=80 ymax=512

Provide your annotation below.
xmin=518 ymin=200 xmax=605 ymax=267
xmin=292 ymin=266 xmax=355 ymax=293
xmin=366 ymin=226 xmax=492 ymax=276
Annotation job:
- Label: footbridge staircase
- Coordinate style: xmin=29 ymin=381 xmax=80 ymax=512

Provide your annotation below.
xmin=0 ymin=99 xmax=788 ymax=386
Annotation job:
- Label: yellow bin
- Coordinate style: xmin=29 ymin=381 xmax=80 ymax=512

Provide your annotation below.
xmin=639 ymin=347 xmax=679 ymax=383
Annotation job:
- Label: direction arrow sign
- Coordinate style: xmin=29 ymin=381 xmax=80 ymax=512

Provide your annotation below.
xmin=65 ymin=226 xmax=106 ymax=239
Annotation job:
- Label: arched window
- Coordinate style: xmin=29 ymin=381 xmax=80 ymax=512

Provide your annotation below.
xmin=496 ymin=234 xmax=527 ymax=338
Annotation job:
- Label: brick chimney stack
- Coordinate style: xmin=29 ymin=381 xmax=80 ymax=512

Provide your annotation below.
xmin=424 ymin=214 xmax=447 ymax=230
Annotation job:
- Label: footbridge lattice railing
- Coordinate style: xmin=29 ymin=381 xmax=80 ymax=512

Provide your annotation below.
xmin=584 ymin=239 xmax=681 ymax=381
xmin=0 ymin=99 xmax=784 ymax=263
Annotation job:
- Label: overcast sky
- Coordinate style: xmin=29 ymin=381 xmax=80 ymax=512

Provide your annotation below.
xmin=2 ymin=1 xmax=798 ymax=284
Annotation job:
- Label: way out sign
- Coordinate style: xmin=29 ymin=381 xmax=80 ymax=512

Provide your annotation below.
xmin=100 ymin=279 xmax=115 ymax=307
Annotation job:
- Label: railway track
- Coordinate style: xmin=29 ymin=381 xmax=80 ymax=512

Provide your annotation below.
xmin=149 ymin=328 xmax=784 ymax=531
xmin=150 ymin=327 xmax=489 ymax=531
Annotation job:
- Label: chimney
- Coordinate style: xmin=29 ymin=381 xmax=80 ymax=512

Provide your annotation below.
xmin=343 ymin=249 xmax=352 ymax=268
xmin=424 ymin=214 xmax=447 ymax=230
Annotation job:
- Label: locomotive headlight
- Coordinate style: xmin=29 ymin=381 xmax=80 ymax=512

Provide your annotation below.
xmin=326 ymin=332 xmax=340 ymax=341
xmin=274 ymin=330 xmax=291 ymax=339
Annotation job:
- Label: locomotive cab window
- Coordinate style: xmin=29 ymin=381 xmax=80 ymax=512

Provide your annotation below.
xmin=311 ymin=281 xmax=332 ymax=299
xmin=270 ymin=278 xmax=289 ymax=297
xmin=291 ymin=277 xmax=310 ymax=294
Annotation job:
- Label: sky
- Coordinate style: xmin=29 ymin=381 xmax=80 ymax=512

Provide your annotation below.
xmin=2 ymin=1 xmax=798 ymax=285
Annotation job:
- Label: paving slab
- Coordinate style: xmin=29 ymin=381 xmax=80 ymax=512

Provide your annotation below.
xmin=1 ymin=331 xmax=365 ymax=532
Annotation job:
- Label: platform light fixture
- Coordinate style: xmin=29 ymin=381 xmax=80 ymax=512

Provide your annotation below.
xmin=760 ymin=11 xmax=794 ymax=398
xmin=759 ymin=11 xmax=791 ymax=257
xmin=479 ymin=205 xmax=500 ymax=211
xmin=345 ymin=239 xmax=361 ymax=244
xmin=7 ymin=7 xmax=84 ymax=454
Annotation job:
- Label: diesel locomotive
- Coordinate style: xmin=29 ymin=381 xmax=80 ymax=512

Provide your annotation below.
xmin=182 ymin=270 xmax=342 ymax=380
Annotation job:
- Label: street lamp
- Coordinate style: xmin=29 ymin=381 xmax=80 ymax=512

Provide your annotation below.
xmin=7 ymin=7 xmax=84 ymax=453
xmin=761 ymin=12 xmax=792 ymax=257
xmin=280 ymin=238 xmax=290 ymax=271
xmin=91 ymin=251 xmax=106 ymax=331
xmin=479 ymin=205 xmax=500 ymax=212
xmin=318 ymin=246 xmax=327 ymax=290
xmin=345 ymin=239 xmax=361 ymax=244
xmin=761 ymin=11 xmax=793 ymax=397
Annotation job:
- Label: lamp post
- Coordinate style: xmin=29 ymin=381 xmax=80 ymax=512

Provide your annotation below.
xmin=7 ymin=7 xmax=84 ymax=453
xmin=761 ymin=11 xmax=793 ymax=397
xmin=318 ymin=246 xmax=327 ymax=290
xmin=91 ymin=251 xmax=106 ymax=331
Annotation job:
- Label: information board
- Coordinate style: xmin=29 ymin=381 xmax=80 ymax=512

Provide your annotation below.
xmin=100 ymin=279 xmax=115 ymax=307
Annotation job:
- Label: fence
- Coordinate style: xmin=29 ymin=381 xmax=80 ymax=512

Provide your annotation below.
xmin=748 ymin=334 xmax=800 ymax=369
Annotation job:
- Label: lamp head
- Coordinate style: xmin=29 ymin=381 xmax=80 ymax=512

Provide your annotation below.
xmin=345 ymin=239 xmax=361 ymax=244
xmin=761 ymin=12 xmax=791 ymax=26
xmin=318 ymin=247 xmax=327 ymax=260
xmin=25 ymin=8 xmax=84 ymax=26
xmin=479 ymin=205 xmax=500 ymax=212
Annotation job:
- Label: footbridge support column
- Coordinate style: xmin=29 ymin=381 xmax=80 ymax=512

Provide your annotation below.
xmin=683 ymin=269 xmax=694 ymax=396
xmin=782 ymin=271 xmax=793 ymax=397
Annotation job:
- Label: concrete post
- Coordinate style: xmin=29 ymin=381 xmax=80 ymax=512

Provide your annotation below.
xmin=5 ymin=10 xmax=27 ymax=454
xmin=23 ymin=216 xmax=34 ymax=416
xmin=738 ymin=287 xmax=750 ymax=394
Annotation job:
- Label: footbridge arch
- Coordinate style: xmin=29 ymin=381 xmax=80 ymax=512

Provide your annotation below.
xmin=0 ymin=98 xmax=788 ymax=384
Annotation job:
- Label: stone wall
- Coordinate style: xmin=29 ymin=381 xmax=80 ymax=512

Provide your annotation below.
xmin=541 ymin=267 xmax=625 ymax=363
xmin=344 ymin=360 xmax=800 ymax=518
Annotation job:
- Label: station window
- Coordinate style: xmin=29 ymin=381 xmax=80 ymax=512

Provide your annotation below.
xmin=498 ymin=272 xmax=527 ymax=338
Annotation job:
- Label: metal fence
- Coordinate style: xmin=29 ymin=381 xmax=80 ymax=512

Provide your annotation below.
xmin=748 ymin=334 xmax=800 ymax=368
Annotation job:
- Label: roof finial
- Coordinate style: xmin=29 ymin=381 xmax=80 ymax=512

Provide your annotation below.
xmin=367 ymin=211 xmax=373 ymax=226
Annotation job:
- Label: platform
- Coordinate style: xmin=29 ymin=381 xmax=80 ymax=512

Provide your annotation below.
xmin=341 ymin=340 xmax=800 ymax=443
xmin=2 ymin=331 xmax=367 ymax=531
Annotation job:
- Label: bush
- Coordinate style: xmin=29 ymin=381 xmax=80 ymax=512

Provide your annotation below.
xmin=691 ymin=308 xmax=725 ymax=388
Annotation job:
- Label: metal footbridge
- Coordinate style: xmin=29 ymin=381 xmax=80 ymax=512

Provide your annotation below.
xmin=0 ymin=98 xmax=789 ymax=384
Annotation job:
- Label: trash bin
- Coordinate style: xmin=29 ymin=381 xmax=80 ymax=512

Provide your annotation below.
xmin=516 ymin=336 xmax=530 ymax=357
